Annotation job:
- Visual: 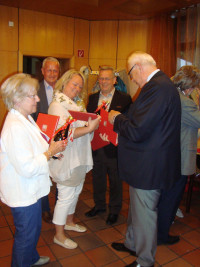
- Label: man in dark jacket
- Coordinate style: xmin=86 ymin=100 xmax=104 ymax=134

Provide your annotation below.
xmin=85 ymin=66 xmax=132 ymax=225
xmin=109 ymin=51 xmax=181 ymax=267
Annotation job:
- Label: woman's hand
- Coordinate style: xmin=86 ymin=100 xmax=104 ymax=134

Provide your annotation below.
xmin=49 ymin=139 xmax=67 ymax=154
xmin=44 ymin=139 xmax=68 ymax=160
xmin=73 ymin=116 xmax=101 ymax=139
xmin=87 ymin=116 xmax=101 ymax=132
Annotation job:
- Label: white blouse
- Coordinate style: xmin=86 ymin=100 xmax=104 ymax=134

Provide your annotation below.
xmin=48 ymin=92 xmax=93 ymax=186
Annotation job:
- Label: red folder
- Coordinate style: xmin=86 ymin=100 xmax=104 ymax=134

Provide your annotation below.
xmin=36 ymin=113 xmax=60 ymax=140
xmin=91 ymin=129 xmax=110 ymax=151
xmin=68 ymin=110 xmax=97 ymax=121
xmin=99 ymin=109 xmax=118 ymax=146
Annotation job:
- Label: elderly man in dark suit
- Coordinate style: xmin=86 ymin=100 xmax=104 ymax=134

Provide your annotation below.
xmin=108 ymin=51 xmax=181 ymax=267
xmin=33 ymin=57 xmax=60 ymax=223
xmin=85 ymin=66 xmax=132 ymax=225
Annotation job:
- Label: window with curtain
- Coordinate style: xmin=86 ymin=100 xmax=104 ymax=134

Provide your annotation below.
xmin=176 ymin=5 xmax=199 ymax=70
xmin=147 ymin=14 xmax=176 ymax=77
xmin=147 ymin=4 xmax=200 ymax=77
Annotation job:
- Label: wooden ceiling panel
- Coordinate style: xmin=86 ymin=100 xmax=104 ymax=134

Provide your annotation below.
xmin=116 ymin=0 xmax=177 ymax=17
xmin=0 ymin=0 xmax=199 ymax=20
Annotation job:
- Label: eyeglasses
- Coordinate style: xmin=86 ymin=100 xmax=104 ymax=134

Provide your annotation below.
xmin=99 ymin=77 xmax=113 ymax=82
xmin=128 ymin=64 xmax=136 ymax=76
xmin=26 ymin=94 xmax=38 ymax=99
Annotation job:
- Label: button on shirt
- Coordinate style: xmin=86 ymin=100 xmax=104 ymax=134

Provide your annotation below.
xmin=98 ymin=88 xmax=115 ymax=111
xmin=44 ymin=80 xmax=53 ymax=106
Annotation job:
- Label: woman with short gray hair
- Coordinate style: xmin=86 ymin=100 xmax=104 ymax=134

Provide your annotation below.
xmin=0 ymin=73 xmax=67 ymax=266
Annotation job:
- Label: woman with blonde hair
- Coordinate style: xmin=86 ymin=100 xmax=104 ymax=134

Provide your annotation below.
xmin=48 ymin=69 xmax=100 ymax=249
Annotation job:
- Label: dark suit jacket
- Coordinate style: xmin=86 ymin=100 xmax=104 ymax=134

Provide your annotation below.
xmin=87 ymin=89 xmax=132 ymax=158
xmin=114 ymin=71 xmax=181 ymax=190
xmin=32 ymin=80 xmax=49 ymax=121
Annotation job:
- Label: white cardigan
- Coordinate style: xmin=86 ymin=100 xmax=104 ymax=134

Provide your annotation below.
xmin=0 ymin=109 xmax=51 ymax=207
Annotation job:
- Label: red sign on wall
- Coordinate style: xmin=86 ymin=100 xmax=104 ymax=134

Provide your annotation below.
xmin=78 ymin=50 xmax=84 ymax=57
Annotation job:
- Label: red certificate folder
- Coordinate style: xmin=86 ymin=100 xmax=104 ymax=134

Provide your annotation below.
xmin=68 ymin=110 xmax=97 ymax=121
xmin=99 ymin=109 xmax=118 ymax=146
xmin=91 ymin=129 xmax=110 ymax=151
xmin=36 ymin=113 xmax=60 ymax=140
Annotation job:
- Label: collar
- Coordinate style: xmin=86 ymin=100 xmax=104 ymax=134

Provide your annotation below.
xmin=53 ymin=91 xmax=81 ymax=111
xmin=44 ymin=80 xmax=53 ymax=89
xmin=147 ymin=69 xmax=160 ymax=82
xmin=99 ymin=88 xmax=115 ymax=98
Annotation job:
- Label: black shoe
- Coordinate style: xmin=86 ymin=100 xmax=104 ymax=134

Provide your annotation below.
xmin=111 ymin=242 xmax=136 ymax=256
xmin=85 ymin=207 xmax=106 ymax=217
xmin=42 ymin=211 xmax=52 ymax=224
xmin=106 ymin=213 xmax=118 ymax=225
xmin=157 ymin=235 xmax=180 ymax=245
xmin=125 ymin=260 xmax=154 ymax=267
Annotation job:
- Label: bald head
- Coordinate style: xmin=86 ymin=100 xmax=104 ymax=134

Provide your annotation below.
xmin=127 ymin=51 xmax=157 ymax=88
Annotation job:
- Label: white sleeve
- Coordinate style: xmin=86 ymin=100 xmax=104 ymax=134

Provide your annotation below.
xmin=1 ymin=124 xmax=49 ymax=178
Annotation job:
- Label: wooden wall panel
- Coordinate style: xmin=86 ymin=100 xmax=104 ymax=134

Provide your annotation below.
xmin=46 ymin=13 xmax=74 ymax=55
xmin=0 ymin=51 xmax=18 ymax=81
xmin=117 ymin=20 xmax=148 ymax=98
xmin=117 ymin=20 xmax=148 ymax=60
xmin=0 ymin=51 xmax=18 ymax=130
xmin=19 ymin=9 xmax=46 ymax=54
xmin=19 ymin=9 xmax=74 ymax=57
xmin=0 ymin=5 xmax=18 ymax=52
xmin=73 ymin=19 xmax=89 ymax=70
xmin=89 ymin=21 xmax=118 ymax=59
xmin=88 ymin=21 xmax=118 ymax=95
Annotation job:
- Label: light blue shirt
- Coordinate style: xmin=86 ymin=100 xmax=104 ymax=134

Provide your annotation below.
xmin=44 ymin=80 xmax=53 ymax=106
xmin=98 ymin=88 xmax=115 ymax=111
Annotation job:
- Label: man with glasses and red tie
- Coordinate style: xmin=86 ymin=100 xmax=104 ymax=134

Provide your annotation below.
xmin=85 ymin=65 xmax=132 ymax=225
xmin=108 ymin=51 xmax=181 ymax=267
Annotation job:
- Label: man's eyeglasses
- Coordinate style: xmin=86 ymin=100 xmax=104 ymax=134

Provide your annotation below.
xmin=128 ymin=64 xmax=136 ymax=76
xmin=99 ymin=77 xmax=112 ymax=82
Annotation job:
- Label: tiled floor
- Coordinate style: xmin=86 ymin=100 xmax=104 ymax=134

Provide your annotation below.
xmin=0 ymin=172 xmax=200 ymax=267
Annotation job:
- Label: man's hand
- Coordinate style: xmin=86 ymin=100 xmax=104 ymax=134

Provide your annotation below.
xmin=108 ymin=110 xmax=121 ymax=124
xmin=99 ymin=133 xmax=109 ymax=142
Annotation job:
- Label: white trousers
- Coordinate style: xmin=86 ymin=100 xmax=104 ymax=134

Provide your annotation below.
xmin=52 ymin=180 xmax=84 ymax=225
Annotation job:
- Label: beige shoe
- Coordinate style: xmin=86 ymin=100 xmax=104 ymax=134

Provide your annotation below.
xmin=64 ymin=224 xmax=87 ymax=232
xmin=53 ymin=236 xmax=77 ymax=249
xmin=32 ymin=256 xmax=50 ymax=266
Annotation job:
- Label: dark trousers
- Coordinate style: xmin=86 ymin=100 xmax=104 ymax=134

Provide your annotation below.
xmin=42 ymin=186 xmax=58 ymax=212
xmin=157 ymin=175 xmax=188 ymax=242
xmin=92 ymin=148 xmax=122 ymax=214
xmin=11 ymin=199 xmax=42 ymax=267
xmin=41 ymin=195 xmax=50 ymax=212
